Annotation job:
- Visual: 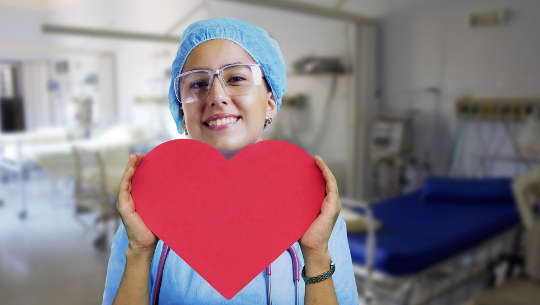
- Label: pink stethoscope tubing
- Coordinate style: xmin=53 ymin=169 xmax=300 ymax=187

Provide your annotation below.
xmin=151 ymin=243 xmax=300 ymax=305
xmin=265 ymin=246 xmax=300 ymax=305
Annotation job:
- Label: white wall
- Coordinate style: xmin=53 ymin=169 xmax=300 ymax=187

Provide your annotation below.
xmin=381 ymin=0 xmax=540 ymax=177
xmin=114 ymin=41 xmax=178 ymax=133
xmin=0 ymin=5 xmax=51 ymax=59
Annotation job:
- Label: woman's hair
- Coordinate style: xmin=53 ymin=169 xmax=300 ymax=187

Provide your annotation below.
xmin=168 ymin=17 xmax=287 ymax=134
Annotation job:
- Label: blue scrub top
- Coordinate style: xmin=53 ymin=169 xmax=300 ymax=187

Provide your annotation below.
xmin=101 ymin=214 xmax=359 ymax=305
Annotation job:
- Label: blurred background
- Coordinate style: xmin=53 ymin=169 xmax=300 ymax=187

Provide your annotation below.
xmin=1 ymin=0 xmax=540 ymax=304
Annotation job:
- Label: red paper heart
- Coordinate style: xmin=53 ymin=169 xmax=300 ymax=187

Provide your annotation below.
xmin=131 ymin=139 xmax=324 ymax=299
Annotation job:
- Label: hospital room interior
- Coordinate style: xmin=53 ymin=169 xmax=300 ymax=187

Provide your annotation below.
xmin=1 ymin=0 xmax=540 ymax=304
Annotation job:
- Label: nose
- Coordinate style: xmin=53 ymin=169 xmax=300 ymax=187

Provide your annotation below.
xmin=205 ymin=74 xmax=230 ymax=106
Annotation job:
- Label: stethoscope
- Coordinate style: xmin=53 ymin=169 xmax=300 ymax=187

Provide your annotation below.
xmin=265 ymin=246 xmax=300 ymax=305
xmin=151 ymin=243 xmax=300 ymax=305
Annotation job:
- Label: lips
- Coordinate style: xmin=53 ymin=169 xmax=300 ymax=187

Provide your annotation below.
xmin=203 ymin=113 xmax=241 ymax=130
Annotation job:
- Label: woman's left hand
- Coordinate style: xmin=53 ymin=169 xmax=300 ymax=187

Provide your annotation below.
xmin=299 ymin=155 xmax=342 ymax=261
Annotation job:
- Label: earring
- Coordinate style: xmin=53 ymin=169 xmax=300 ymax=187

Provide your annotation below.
xmin=264 ymin=116 xmax=273 ymax=129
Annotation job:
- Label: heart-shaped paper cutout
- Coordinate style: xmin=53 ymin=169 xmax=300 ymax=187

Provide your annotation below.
xmin=131 ymin=139 xmax=324 ymax=299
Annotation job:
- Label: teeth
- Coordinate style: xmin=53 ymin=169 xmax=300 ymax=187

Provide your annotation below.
xmin=208 ymin=117 xmax=236 ymax=127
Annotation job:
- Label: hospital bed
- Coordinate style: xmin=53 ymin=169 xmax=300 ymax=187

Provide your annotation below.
xmin=344 ymin=177 xmax=521 ymax=305
xmin=456 ymin=169 xmax=540 ymax=305
xmin=0 ymin=128 xmax=71 ymax=218
xmin=0 ymin=126 xmax=160 ymax=251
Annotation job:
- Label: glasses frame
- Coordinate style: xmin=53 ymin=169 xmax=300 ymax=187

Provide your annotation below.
xmin=174 ymin=63 xmax=263 ymax=104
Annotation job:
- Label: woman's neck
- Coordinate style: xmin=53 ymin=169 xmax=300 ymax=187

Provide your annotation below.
xmin=219 ymin=137 xmax=263 ymax=160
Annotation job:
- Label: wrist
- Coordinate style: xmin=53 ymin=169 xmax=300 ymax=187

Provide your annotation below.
xmin=126 ymin=243 xmax=156 ymax=261
xmin=303 ymin=249 xmax=331 ymax=277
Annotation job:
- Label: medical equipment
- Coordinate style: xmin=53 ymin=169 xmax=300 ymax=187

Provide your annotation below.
xmin=72 ymin=96 xmax=94 ymax=138
xmin=346 ymin=177 xmax=521 ymax=305
xmin=293 ymin=56 xmax=346 ymax=74
xmin=369 ymin=117 xmax=412 ymax=161
xmin=369 ymin=115 xmax=415 ymax=199
xmin=151 ymin=244 xmax=300 ymax=305
xmin=450 ymin=98 xmax=540 ymax=177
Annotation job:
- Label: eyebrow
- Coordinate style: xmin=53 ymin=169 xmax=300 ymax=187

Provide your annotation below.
xmin=186 ymin=61 xmax=246 ymax=71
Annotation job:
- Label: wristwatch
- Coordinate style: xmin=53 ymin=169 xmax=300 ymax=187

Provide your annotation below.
xmin=302 ymin=261 xmax=335 ymax=284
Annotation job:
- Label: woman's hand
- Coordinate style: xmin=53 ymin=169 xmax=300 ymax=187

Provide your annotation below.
xmin=117 ymin=153 xmax=157 ymax=256
xmin=299 ymin=155 xmax=342 ymax=264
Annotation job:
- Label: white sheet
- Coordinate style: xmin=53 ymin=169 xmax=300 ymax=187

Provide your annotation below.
xmin=1 ymin=125 xmax=158 ymax=195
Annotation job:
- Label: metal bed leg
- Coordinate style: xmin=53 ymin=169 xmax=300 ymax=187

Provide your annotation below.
xmin=14 ymin=140 xmax=28 ymax=220
xmin=18 ymin=165 xmax=27 ymax=220
xmin=342 ymin=198 xmax=377 ymax=304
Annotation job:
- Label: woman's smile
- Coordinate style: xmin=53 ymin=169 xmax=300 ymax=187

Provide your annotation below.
xmin=181 ymin=39 xmax=277 ymax=154
xmin=203 ymin=113 xmax=241 ymax=131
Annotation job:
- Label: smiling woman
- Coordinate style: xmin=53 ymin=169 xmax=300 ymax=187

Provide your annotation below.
xmin=101 ymin=17 xmax=359 ymax=305
xmin=179 ymin=39 xmax=275 ymax=157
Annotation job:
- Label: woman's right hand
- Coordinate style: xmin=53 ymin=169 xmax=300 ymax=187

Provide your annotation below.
xmin=117 ymin=153 xmax=157 ymax=255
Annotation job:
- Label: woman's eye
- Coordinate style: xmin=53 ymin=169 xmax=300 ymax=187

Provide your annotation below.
xmin=190 ymin=80 xmax=208 ymax=89
xmin=227 ymin=76 xmax=247 ymax=84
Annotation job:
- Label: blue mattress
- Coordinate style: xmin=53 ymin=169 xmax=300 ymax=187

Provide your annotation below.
xmin=348 ymin=190 xmax=519 ymax=276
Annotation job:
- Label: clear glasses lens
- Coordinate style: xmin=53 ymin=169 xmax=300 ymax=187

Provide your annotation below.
xmin=176 ymin=64 xmax=261 ymax=104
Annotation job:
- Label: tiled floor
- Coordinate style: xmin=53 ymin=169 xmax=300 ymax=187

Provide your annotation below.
xmin=464 ymin=277 xmax=540 ymax=305
xmin=0 ymin=173 xmax=111 ymax=305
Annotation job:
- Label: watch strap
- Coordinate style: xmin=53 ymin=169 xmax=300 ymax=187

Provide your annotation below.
xmin=302 ymin=262 xmax=335 ymax=284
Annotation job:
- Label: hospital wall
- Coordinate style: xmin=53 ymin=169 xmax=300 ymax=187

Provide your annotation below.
xmin=381 ymin=0 xmax=540 ymax=177
xmin=0 ymin=5 xmax=48 ymax=60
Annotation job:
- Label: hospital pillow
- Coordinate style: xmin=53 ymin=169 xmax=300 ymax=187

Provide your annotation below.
xmin=422 ymin=176 xmax=514 ymax=202
xmin=341 ymin=207 xmax=381 ymax=233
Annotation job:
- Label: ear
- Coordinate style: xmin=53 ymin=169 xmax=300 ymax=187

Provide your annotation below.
xmin=266 ymin=91 xmax=278 ymax=118
xmin=181 ymin=118 xmax=188 ymax=135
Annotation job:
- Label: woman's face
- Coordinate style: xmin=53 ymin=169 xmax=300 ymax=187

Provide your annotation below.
xmin=181 ymin=39 xmax=277 ymax=155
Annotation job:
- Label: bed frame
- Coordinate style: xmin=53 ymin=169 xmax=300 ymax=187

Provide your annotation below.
xmin=341 ymin=198 xmax=521 ymax=305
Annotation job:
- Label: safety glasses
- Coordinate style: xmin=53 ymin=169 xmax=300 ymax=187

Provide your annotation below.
xmin=174 ymin=63 xmax=263 ymax=104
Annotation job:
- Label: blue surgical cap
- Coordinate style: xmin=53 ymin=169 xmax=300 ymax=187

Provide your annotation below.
xmin=168 ymin=17 xmax=286 ymax=134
